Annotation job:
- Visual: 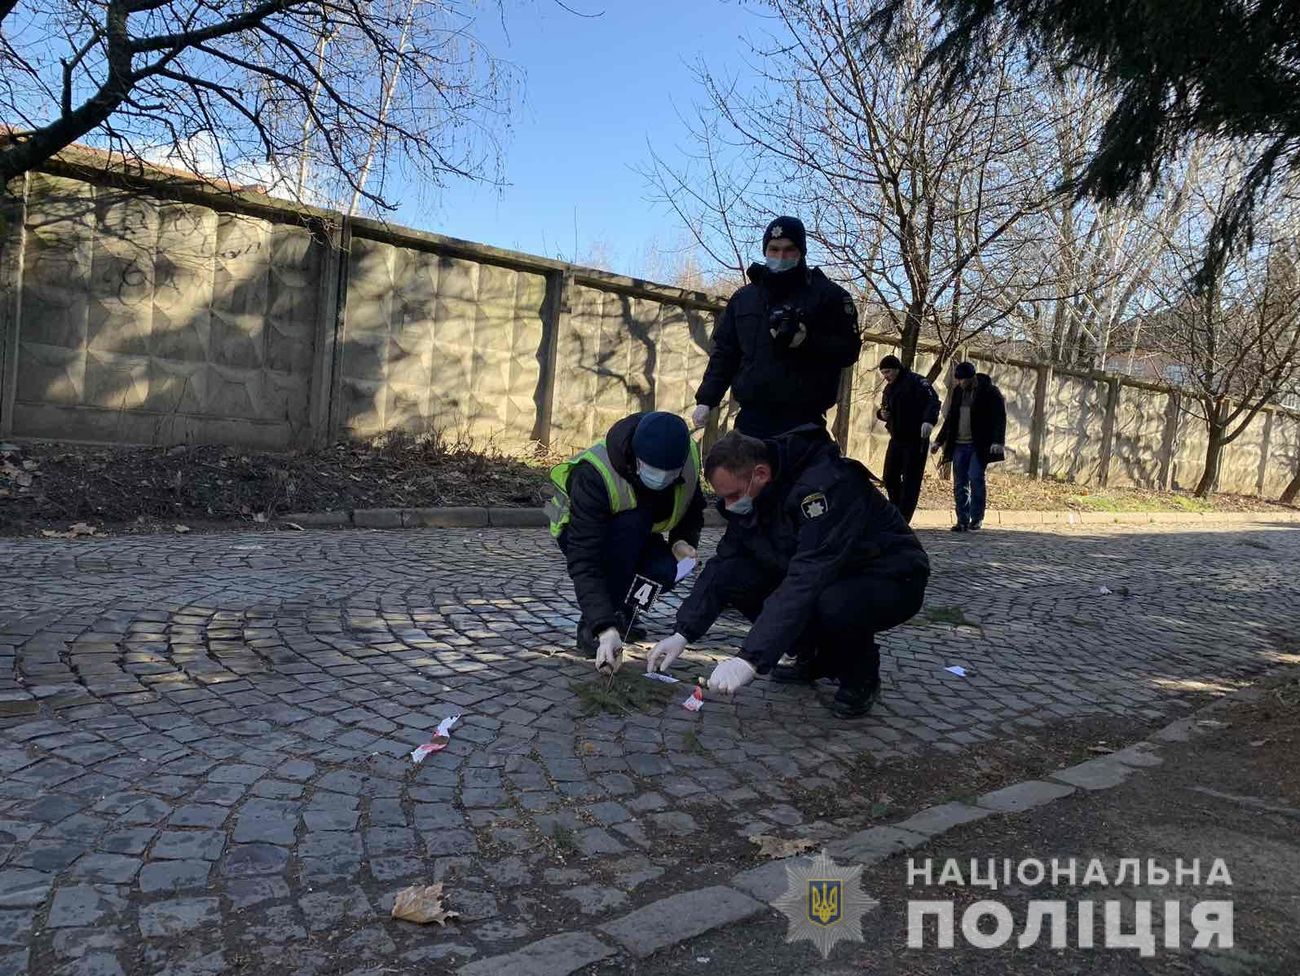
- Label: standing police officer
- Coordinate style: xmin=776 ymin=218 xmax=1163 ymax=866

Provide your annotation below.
xmin=645 ymin=426 xmax=929 ymax=719
xmin=877 ymin=354 xmax=941 ymax=522
xmin=546 ymin=411 xmax=704 ymax=671
xmin=691 ymin=217 xmax=861 ymax=437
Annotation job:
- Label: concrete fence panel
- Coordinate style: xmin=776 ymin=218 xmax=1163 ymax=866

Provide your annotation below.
xmin=1041 ymin=373 xmax=1105 ymax=485
xmin=1110 ymin=385 xmax=1169 ymax=489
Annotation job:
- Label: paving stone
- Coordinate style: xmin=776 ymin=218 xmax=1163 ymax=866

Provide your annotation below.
xmin=0 ymin=910 xmax=35 ymax=947
xmin=0 ymin=870 xmax=53 ymax=909
xmin=558 ymin=885 xmax=628 ymax=915
xmin=69 ymin=853 xmax=140 ymax=884
xmin=47 ymin=886 xmax=126 ymax=928
xmin=976 ymin=779 xmax=1077 ymax=814
xmin=224 ymin=877 xmax=290 ymax=909
xmin=893 ymin=801 xmax=993 ymax=837
xmin=457 ymin=931 xmax=614 ymax=976
xmin=574 ymin=826 xmax=625 ymax=856
xmin=1049 ymin=757 xmax=1137 ymax=791
xmin=221 ymin=844 xmax=290 ymax=877
xmin=153 ymin=830 xmax=226 ymax=861
xmin=598 ymin=886 xmax=765 ymax=958
xmin=138 ymin=860 xmax=213 ymax=894
xmin=138 ymin=897 xmax=220 ymax=937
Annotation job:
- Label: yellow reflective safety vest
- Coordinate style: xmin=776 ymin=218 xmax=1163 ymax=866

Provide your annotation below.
xmin=544 ymin=439 xmax=701 ymax=539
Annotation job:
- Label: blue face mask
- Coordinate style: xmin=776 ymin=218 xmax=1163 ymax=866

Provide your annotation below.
xmin=765 ymin=255 xmax=800 ymax=274
xmin=724 ymin=472 xmax=757 ymax=515
xmin=637 ymin=461 xmax=679 ymax=491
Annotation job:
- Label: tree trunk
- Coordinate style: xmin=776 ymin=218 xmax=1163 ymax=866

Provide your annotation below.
xmin=1194 ymin=423 xmax=1225 ymax=498
xmin=898 ymin=300 xmax=924 ymax=370
xmin=1281 ymin=466 xmax=1300 ymax=505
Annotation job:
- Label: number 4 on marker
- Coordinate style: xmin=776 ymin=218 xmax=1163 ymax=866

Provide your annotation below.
xmin=625 ymin=575 xmax=662 ymax=611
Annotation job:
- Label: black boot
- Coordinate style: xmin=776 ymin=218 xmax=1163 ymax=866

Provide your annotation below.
xmin=830 ymin=642 xmax=881 ymax=719
xmin=831 ymin=677 xmax=881 ymax=719
xmin=771 ymin=657 xmax=816 ymax=684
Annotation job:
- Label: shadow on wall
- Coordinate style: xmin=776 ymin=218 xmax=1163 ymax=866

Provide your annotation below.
xmin=11 ymin=174 xmax=325 ymax=450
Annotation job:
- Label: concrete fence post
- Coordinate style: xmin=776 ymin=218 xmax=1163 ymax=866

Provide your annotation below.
xmin=1097 ymin=376 xmax=1122 ymax=487
xmin=321 ymin=217 xmax=353 ymax=445
xmin=1157 ymin=392 xmax=1181 ymax=490
xmin=307 ymin=218 xmax=346 ymax=449
xmin=531 ymin=268 xmax=571 ymax=453
xmin=1255 ymin=409 xmax=1275 ymax=497
xmin=0 ymin=174 xmax=29 ymax=439
xmin=1028 ymin=363 xmax=1051 ymax=479
xmin=832 ymin=366 xmax=855 ymax=454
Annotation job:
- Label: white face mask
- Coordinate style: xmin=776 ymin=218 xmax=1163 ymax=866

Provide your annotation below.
xmin=637 ymin=461 xmax=680 ymax=491
xmin=724 ymin=471 xmax=758 ymax=515
xmin=765 ymin=255 xmax=799 ymax=274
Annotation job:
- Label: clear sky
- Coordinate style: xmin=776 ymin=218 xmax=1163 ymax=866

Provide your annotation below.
xmin=390 ymin=0 xmax=765 ymax=279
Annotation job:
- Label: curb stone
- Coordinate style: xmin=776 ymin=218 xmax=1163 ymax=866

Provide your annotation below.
xmin=285 ymin=506 xmax=1300 ymax=531
xmin=454 ymin=669 xmax=1295 ymax=975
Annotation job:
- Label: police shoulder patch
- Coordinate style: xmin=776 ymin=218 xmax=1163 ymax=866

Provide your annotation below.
xmin=800 ymin=492 xmax=829 ymax=519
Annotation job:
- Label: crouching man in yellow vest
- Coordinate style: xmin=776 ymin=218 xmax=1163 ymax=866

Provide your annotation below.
xmin=546 ymin=411 xmax=704 ymax=672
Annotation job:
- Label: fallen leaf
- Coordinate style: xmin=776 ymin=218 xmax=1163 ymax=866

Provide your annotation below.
xmin=391 ymin=883 xmax=458 ymax=925
xmin=283 ymin=521 xmax=304 ymax=531
xmin=749 ymin=834 xmax=817 ymax=859
xmin=174 ymin=524 xmax=191 ymax=534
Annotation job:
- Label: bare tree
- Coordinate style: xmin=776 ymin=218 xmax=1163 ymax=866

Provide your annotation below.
xmin=647 ymin=0 xmax=1076 ymax=379
xmin=1147 ymin=149 xmax=1300 ymax=497
xmin=0 ymin=0 xmax=518 ymax=212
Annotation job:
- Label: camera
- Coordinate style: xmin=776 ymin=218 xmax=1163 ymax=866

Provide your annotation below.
xmin=768 ymin=304 xmax=804 ymax=350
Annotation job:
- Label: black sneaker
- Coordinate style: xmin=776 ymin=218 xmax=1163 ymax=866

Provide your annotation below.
xmin=771 ymin=658 xmax=816 ymax=684
xmin=831 ymin=678 xmax=881 ymax=719
xmin=950 ymin=523 xmax=969 ymax=533
xmin=968 ymin=521 xmax=982 ymax=532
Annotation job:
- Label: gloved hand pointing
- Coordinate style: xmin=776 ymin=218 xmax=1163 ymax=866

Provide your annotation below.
xmin=595 ymin=628 xmax=623 ymax=673
xmin=708 ymin=656 xmax=756 ymax=694
xmin=690 ymin=404 xmax=711 ymax=429
xmin=646 ymin=632 xmax=687 ymax=673
xmin=920 ymin=422 xmax=934 ymax=439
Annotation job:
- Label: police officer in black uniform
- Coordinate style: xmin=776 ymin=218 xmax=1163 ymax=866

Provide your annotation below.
xmin=645 ymin=426 xmax=929 ymax=718
xmin=877 ymin=354 xmax=941 ymax=522
xmin=691 ymin=217 xmax=861 ymax=437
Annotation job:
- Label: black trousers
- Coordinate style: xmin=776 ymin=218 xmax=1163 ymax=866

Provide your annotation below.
xmin=708 ymin=560 xmax=929 ymax=686
xmin=883 ymin=436 xmax=928 ymax=522
xmin=558 ymin=506 xmax=678 ymax=628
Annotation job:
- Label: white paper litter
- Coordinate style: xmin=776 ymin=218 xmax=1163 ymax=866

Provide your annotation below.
xmin=410 ymin=714 xmax=461 ymax=763
xmin=644 ymin=672 xmax=680 ymax=684
xmin=944 ymin=665 xmax=968 ymax=677
xmin=674 ymin=557 xmax=697 ymax=582
xmin=1098 ymin=585 xmax=1113 ymax=595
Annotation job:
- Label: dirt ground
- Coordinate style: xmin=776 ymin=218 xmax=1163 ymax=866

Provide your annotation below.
xmin=0 ymin=436 xmax=1293 ymax=537
xmin=608 ymin=672 xmax=1300 ymax=976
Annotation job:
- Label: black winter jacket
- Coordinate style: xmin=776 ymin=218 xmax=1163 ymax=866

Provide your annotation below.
xmin=694 ymin=262 xmax=861 ymax=431
xmin=561 ymin=413 xmax=705 ymax=633
xmin=934 ymin=374 xmax=1008 ymax=466
xmin=675 ymin=425 xmax=928 ymax=671
xmin=877 ymin=367 xmax=940 ymax=440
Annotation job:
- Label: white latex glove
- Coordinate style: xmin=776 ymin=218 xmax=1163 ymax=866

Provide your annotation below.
xmin=671 ymin=540 xmax=697 ymax=561
xmin=920 ymin=422 xmax=934 ymax=439
xmin=595 ymin=628 xmax=623 ymax=673
xmin=708 ymin=656 xmax=756 ymax=694
xmin=646 ymin=632 xmax=687 ymax=673
xmin=787 ymin=323 xmax=808 ymax=348
xmin=690 ymin=404 xmax=711 ymax=429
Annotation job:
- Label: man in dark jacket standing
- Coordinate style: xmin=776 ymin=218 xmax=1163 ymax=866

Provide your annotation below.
xmin=691 ymin=217 xmax=861 ymax=437
xmin=876 ymin=354 xmax=940 ymax=522
xmin=546 ymin=411 xmax=705 ymax=670
xmin=931 ymin=362 xmax=1007 ymax=532
xmin=644 ymin=426 xmax=929 ymax=719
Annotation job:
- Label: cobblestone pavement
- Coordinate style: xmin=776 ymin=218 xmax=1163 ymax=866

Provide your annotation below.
xmin=0 ymin=523 xmax=1297 ymax=975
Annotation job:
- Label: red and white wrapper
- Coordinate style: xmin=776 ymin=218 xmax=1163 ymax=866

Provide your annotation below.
xmin=411 ymin=714 xmax=461 ymax=763
xmin=682 ymin=686 xmax=704 ymax=712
